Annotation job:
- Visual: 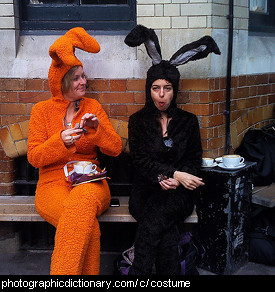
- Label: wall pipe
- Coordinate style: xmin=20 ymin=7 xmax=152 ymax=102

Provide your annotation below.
xmin=225 ymin=0 xmax=234 ymax=154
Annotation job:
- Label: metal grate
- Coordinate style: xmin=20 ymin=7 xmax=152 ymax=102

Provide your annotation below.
xmin=14 ymin=156 xmax=39 ymax=196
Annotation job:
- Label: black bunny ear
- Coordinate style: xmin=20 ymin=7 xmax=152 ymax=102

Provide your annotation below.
xmin=169 ymin=35 xmax=221 ymax=66
xmin=124 ymin=25 xmax=162 ymax=65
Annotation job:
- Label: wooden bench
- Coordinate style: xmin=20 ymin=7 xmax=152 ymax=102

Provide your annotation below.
xmin=251 ymin=183 xmax=275 ymax=208
xmin=0 ymin=195 xmax=198 ymax=224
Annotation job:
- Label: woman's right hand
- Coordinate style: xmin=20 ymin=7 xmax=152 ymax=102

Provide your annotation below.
xmin=61 ymin=128 xmax=84 ymax=146
xmin=173 ymin=171 xmax=205 ymax=191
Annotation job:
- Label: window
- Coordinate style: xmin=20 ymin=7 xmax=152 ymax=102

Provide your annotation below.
xmin=19 ymin=0 xmax=136 ymax=33
xmin=249 ymin=0 xmax=275 ymax=34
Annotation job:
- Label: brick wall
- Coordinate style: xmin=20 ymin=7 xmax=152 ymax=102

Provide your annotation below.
xmin=0 ymin=73 xmax=274 ymax=195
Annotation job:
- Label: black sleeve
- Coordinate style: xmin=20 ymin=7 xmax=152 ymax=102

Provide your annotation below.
xmin=178 ymin=115 xmax=202 ymax=176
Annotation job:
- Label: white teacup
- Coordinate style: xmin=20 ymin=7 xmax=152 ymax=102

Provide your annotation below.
xmin=222 ymin=155 xmax=244 ymax=168
xmin=64 ymin=161 xmax=97 ymax=177
xmin=202 ymin=157 xmax=214 ymax=167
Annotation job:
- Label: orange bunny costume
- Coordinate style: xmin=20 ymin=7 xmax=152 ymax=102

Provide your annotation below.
xmin=27 ymin=27 xmax=122 ymax=275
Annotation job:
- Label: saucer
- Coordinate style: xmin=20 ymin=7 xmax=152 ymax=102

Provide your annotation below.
xmin=218 ymin=162 xmax=246 ymax=170
xmin=215 ymin=157 xmax=223 ymax=163
xmin=201 ymin=162 xmax=217 ymax=168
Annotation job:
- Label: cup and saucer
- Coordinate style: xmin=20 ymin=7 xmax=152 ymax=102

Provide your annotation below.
xmin=201 ymin=157 xmax=217 ymax=168
xmin=217 ymin=155 xmax=246 ymax=170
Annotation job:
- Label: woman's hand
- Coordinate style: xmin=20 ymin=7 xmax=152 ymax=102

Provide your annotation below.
xmin=80 ymin=113 xmax=99 ymax=130
xmin=61 ymin=128 xmax=83 ymax=146
xmin=173 ymin=171 xmax=205 ymax=191
xmin=159 ymin=177 xmax=180 ymax=191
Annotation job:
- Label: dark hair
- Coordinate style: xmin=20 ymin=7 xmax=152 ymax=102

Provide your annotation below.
xmin=145 ymin=61 xmax=180 ymax=110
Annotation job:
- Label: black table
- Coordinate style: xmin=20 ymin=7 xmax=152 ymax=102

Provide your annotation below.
xmin=197 ymin=161 xmax=256 ymax=274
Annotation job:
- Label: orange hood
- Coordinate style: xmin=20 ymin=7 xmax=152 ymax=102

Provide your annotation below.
xmin=48 ymin=27 xmax=100 ymax=97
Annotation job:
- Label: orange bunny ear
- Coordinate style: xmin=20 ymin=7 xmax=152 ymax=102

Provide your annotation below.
xmin=49 ymin=27 xmax=100 ymax=67
xmin=48 ymin=27 xmax=100 ymax=97
xmin=65 ymin=27 xmax=100 ymax=54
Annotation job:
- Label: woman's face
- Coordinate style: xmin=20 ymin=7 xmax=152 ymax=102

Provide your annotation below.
xmin=151 ymin=79 xmax=174 ymax=112
xmin=64 ymin=66 xmax=87 ymax=101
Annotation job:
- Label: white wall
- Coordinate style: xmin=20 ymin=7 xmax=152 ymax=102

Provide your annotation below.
xmin=0 ymin=0 xmax=274 ymax=80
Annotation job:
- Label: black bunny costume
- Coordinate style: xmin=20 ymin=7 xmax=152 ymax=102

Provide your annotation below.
xmin=125 ymin=25 xmax=220 ymax=275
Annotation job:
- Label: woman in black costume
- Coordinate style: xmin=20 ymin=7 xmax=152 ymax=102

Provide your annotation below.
xmin=125 ymin=25 xmax=220 ymax=275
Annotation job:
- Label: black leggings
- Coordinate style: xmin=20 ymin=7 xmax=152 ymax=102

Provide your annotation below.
xmin=128 ymin=184 xmax=194 ymax=275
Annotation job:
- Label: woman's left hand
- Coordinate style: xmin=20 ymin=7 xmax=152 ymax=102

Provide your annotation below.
xmin=159 ymin=178 xmax=180 ymax=191
xmin=80 ymin=113 xmax=99 ymax=130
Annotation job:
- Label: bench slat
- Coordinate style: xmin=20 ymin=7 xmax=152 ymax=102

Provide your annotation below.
xmin=0 ymin=196 xmax=198 ymax=223
xmin=252 ymin=184 xmax=275 ymax=208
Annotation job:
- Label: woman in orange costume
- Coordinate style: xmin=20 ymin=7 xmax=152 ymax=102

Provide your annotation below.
xmin=27 ymin=27 xmax=122 ymax=275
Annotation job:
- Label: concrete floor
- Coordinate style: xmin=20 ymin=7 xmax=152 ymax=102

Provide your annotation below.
xmin=0 ymin=249 xmax=274 ymax=275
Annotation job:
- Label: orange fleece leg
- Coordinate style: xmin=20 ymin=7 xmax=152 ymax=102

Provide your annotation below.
xmin=50 ymin=181 xmax=110 ymax=275
xmin=81 ymin=219 xmax=101 ymax=275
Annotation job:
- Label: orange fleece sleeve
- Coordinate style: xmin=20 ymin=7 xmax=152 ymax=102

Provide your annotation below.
xmin=27 ymin=103 xmax=76 ymax=168
xmin=83 ymin=102 xmax=122 ymax=157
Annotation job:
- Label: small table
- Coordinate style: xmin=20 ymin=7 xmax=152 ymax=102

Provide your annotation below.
xmin=197 ymin=161 xmax=256 ymax=274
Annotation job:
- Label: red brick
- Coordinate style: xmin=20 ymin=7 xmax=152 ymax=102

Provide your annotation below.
xmin=26 ymin=79 xmax=43 ymax=91
xmin=110 ymin=80 xmax=127 ymax=92
xmin=127 ymin=79 xmax=146 ymax=91
xmin=257 ymin=84 xmax=271 ymax=95
xmin=249 ymin=86 xmax=257 ymax=96
xmin=182 ymin=79 xmax=210 ymax=91
xmin=219 ymin=77 xmax=226 ymax=90
xmin=208 ymin=114 xmax=224 ymax=127
xmin=201 ymin=139 xmax=209 ymax=150
xmin=0 ymin=183 xmax=15 ymax=195
xmin=209 ymin=78 xmax=219 ymax=90
xmin=189 ymin=92 xmax=200 ymax=103
xmin=1 ymin=92 xmax=18 ymax=103
xmin=110 ymin=105 xmax=127 ymax=116
xmin=209 ymin=90 xmax=225 ymax=102
xmin=209 ymin=137 xmax=224 ymax=149
xmin=1 ymin=116 xmax=29 ymax=127
xmin=268 ymin=93 xmax=275 ymax=104
xmin=232 ymin=87 xmax=249 ymax=99
xmin=85 ymin=92 xmax=99 ymax=101
xmin=269 ymin=73 xmax=275 ymax=84
xmin=177 ymin=91 xmax=189 ymax=104
xmin=101 ymin=104 xmax=110 ymax=116
xmin=99 ymin=92 xmax=135 ymax=104
xmin=0 ymin=171 xmax=15 ymax=183
xmin=199 ymin=92 xmax=210 ymax=103
xmin=127 ymin=104 xmax=143 ymax=116
xmin=19 ymin=91 xmax=52 ymax=103
xmin=200 ymin=128 xmax=209 ymax=139
xmin=0 ymin=104 xmax=27 ymax=115
xmin=182 ymin=104 xmax=210 ymax=116
xmin=0 ymin=79 xmax=25 ymax=91
xmin=238 ymin=75 xmax=247 ymax=87
xmin=135 ymin=92 xmax=146 ymax=104
xmin=245 ymin=97 xmax=260 ymax=108
xmin=0 ymin=160 xmax=14 ymax=172
xmin=231 ymin=76 xmax=239 ymax=88
xmin=247 ymin=74 xmax=268 ymax=86
xmin=88 ymin=79 xmax=109 ymax=91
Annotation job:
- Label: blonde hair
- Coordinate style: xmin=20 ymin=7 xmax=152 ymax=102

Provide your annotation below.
xmin=61 ymin=65 xmax=84 ymax=94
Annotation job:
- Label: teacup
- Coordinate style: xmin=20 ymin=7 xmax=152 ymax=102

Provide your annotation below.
xmin=202 ymin=157 xmax=214 ymax=167
xmin=222 ymin=155 xmax=244 ymax=168
xmin=64 ymin=161 xmax=97 ymax=177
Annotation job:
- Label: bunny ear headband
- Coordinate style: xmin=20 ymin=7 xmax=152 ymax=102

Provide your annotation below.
xmin=124 ymin=24 xmax=220 ymax=68
xmin=48 ymin=27 xmax=100 ymax=97
xmin=125 ymin=25 xmax=221 ymax=108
